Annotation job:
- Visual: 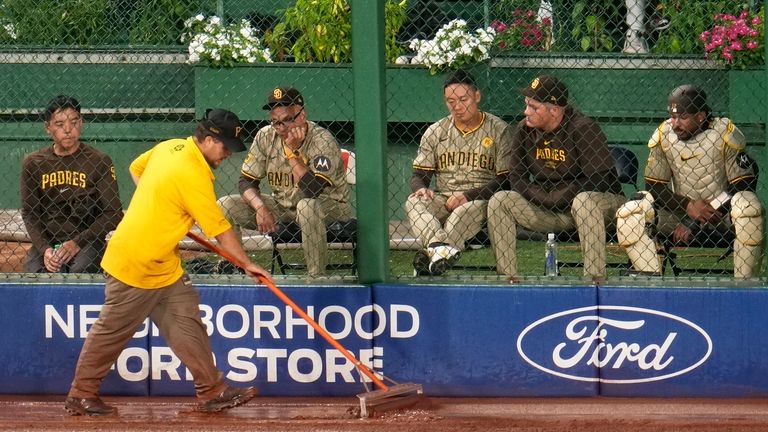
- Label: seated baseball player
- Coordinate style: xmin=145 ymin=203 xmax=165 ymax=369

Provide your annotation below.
xmin=217 ymin=86 xmax=352 ymax=277
xmin=20 ymin=95 xmax=123 ymax=273
xmin=487 ymin=75 xmax=626 ymax=283
xmin=405 ymin=69 xmax=512 ymax=276
xmin=616 ymin=84 xmax=764 ymax=278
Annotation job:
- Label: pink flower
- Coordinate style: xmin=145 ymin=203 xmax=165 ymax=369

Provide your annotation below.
xmin=746 ymin=40 xmax=759 ymax=49
xmin=752 ymin=15 xmax=762 ymax=26
xmin=542 ymin=17 xmax=552 ymax=26
xmin=491 ymin=20 xmax=507 ymax=32
xmin=731 ymin=41 xmax=743 ymax=51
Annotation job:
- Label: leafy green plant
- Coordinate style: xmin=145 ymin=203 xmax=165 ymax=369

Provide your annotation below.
xmin=385 ymin=0 xmax=409 ymax=62
xmin=129 ymin=0 xmax=215 ymax=45
xmin=267 ymin=0 xmax=408 ymax=63
xmin=2 ymin=0 xmax=116 ymax=45
xmin=0 ymin=3 xmax=16 ymax=42
xmin=570 ymin=0 xmax=618 ymax=52
xmin=0 ymin=0 xmax=213 ymax=46
xmin=654 ymin=0 xmax=748 ymax=54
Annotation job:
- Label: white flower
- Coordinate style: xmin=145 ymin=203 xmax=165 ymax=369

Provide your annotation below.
xmin=2 ymin=22 xmax=16 ymax=40
xmin=407 ymin=19 xmax=495 ymax=74
xmin=185 ymin=14 xmax=272 ymax=66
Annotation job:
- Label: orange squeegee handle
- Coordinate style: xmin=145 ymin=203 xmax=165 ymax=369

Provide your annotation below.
xmin=186 ymin=231 xmax=389 ymax=392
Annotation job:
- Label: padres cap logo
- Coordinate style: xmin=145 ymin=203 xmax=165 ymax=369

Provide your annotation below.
xmin=530 ymin=78 xmax=540 ymax=89
xmin=273 ymin=88 xmax=283 ymax=100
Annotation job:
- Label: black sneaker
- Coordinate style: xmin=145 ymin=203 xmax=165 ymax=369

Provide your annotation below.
xmin=413 ymin=249 xmax=431 ymax=276
xmin=64 ymin=397 xmax=116 ymax=416
xmin=197 ymin=386 xmax=258 ymax=413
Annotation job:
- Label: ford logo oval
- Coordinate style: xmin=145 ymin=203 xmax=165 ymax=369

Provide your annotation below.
xmin=517 ymin=306 xmax=712 ymax=384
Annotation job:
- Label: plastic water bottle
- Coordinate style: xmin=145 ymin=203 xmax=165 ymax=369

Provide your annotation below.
xmin=52 ymin=243 xmax=62 ymax=272
xmin=544 ymin=233 xmax=558 ymax=276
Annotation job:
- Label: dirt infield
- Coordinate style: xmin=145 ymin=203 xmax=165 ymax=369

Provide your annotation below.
xmin=2 ymin=395 xmax=768 ymax=432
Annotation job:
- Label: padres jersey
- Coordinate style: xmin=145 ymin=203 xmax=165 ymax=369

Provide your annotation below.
xmin=412 ymin=112 xmax=512 ymax=193
xmin=20 ymin=143 xmax=122 ymax=254
xmin=508 ymin=107 xmax=622 ymax=208
xmin=241 ymin=121 xmax=350 ymax=209
xmin=644 ymin=117 xmax=755 ymax=201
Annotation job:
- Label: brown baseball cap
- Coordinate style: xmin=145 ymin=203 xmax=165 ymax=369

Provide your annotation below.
xmin=668 ymin=84 xmax=709 ymax=114
xmin=262 ymin=86 xmax=305 ymax=110
xmin=200 ymin=108 xmax=246 ymax=152
xmin=521 ymin=75 xmax=568 ymax=106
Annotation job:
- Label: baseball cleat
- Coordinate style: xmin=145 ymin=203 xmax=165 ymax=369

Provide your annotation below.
xmin=426 ymin=242 xmax=461 ymax=276
xmin=412 ymin=249 xmax=431 ymax=276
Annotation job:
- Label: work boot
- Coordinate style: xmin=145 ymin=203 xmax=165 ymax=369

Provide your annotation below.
xmin=623 ymin=30 xmax=648 ymax=54
xmin=64 ymin=397 xmax=116 ymax=416
xmin=426 ymin=242 xmax=461 ymax=276
xmin=197 ymin=386 xmax=258 ymax=413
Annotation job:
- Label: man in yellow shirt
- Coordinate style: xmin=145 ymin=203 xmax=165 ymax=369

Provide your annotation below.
xmin=65 ymin=109 xmax=272 ymax=416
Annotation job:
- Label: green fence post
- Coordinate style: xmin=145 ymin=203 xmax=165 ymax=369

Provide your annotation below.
xmin=352 ymin=0 xmax=390 ymax=283
xmin=765 ymin=0 xmax=768 ymax=179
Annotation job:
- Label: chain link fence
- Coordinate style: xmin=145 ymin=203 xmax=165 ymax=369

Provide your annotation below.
xmin=0 ymin=0 xmax=765 ymax=282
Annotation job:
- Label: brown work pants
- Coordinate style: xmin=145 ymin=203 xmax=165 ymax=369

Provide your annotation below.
xmin=67 ymin=273 xmax=227 ymax=401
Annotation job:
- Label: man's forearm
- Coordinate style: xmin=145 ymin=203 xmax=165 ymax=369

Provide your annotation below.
xmin=242 ymin=188 xmax=267 ymax=211
xmin=215 ymin=228 xmax=252 ymax=267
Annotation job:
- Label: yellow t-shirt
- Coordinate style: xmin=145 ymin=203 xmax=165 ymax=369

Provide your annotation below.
xmin=101 ymin=137 xmax=231 ymax=288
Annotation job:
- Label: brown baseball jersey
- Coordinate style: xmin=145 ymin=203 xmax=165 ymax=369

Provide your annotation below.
xmin=20 ymin=143 xmax=122 ymax=253
xmin=412 ymin=112 xmax=512 ymax=193
xmin=508 ymin=106 xmax=622 ymax=210
xmin=240 ymin=121 xmax=349 ymax=208
xmin=645 ymin=117 xmax=755 ymax=201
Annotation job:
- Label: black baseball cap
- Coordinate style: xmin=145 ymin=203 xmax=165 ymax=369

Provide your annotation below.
xmin=200 ymin=108 xmax=246 ymax=152
xmin=668 ymin=84 xmax=709 ymax=114
xmin=262 ymin=86 xmax=305 ymax=110
xmin=521 ymin=75 xmax=568 ymax=106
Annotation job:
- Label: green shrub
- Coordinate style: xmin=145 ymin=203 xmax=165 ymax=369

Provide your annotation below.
xmin=3 ymin=0 xmax=116 ymax=45
xmin=267 ymin=0 xmax=408 ymax=63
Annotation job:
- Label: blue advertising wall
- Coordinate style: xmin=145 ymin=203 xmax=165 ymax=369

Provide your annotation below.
xmin=1 ymin=281 xmax=767 ymax=397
